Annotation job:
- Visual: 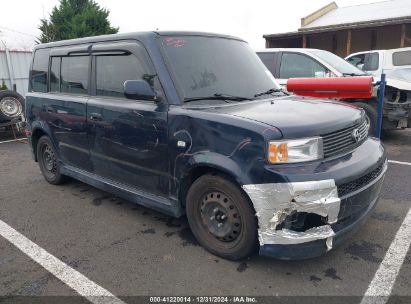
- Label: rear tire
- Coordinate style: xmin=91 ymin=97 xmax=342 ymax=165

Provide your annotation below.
xmin=354 ymin=102 xmax=377 ymax=135
xmin=37 ymin=136 xmax=67 ymax=185
xmin=186 ymin=174 xmax=258 ymax=260
xmin=0 ymin=90 xmax=25 ymax=122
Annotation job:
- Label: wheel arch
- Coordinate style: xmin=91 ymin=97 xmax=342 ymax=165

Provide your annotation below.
xmin=31 ymin=127 xmax=49 ymax=162
xmin=182 ymin=163 xmax=259 ymax=260
xmin=177 ymin=153 xmax=253 ymax=208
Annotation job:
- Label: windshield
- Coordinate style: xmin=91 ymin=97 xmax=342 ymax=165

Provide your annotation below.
xmin=161 ymin=36 xmax=280 ymax=101
xmin=309 ymin=50 xmax=366 ymax=75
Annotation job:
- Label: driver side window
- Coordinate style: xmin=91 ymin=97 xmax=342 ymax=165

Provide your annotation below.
xmin=279 ymin=53 xmax=327 ymax=79
xmin=96 ymin=54 xmax=149 ymax=98
xmin=347 ymin=54 xmax=366 ymax=70
xmin=93 ymin=42 xmax=165 ymax=101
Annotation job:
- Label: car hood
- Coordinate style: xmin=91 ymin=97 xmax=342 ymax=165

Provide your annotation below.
xmin=209 ymin=96 xmax=364 ymax=138
xmin=385 ymin=68 xmax=411 ymax=91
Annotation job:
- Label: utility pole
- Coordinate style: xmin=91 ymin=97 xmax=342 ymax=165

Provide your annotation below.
xmin=1 ymin=39 xmax=16 ymax=91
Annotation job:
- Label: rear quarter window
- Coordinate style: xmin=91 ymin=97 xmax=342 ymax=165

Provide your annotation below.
xmin=393 ymin=50 xmax=411 ymax=66
xmin=30 ymin=48 xmax=50 ymax=92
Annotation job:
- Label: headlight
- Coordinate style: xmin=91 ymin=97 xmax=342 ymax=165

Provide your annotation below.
xmin=268 ymin=137 xmax=323 ymax=163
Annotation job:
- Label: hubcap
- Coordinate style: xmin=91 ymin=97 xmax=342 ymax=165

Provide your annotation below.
xmin=43 ymin=145 xmax=56 ymax=174
xmin=200 ymin=191 xmax=241 ymax=242
xmin=0 ymin=97 xmax=22 ymax=117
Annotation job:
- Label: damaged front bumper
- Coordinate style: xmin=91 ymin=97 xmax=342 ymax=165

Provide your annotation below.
xmin=242 ymin=138 xmax=387 ymax=260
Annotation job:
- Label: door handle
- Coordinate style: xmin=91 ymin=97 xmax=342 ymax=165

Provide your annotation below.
xmin=89 ymin=113 xmax=103 ymax=121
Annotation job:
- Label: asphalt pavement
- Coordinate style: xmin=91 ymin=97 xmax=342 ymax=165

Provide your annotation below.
xmin=0 ymin=128 xmax=410 ymax=303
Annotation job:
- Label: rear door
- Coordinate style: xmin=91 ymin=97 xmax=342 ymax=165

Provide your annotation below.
xmin=35 ymin=46 xmax=91 ymax=171
xmin=87 ymin=41 xmax=169 ymax=197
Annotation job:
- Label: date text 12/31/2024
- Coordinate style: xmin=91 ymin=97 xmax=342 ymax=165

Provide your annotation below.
xmin=149 ymin=296 xmax=257 ymax=303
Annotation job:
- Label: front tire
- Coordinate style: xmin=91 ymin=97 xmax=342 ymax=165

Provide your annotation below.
xmin=37 ymin=136 xmax=67 ymax=185
xmin=186 ymin=174 xmax=258 ymax=260
xmin=354 ymin=102 xmax=377 ymax=135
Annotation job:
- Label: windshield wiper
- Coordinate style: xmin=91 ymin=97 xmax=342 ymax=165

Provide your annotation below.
xmin=254 ymin=88 xmax=285 ymax=97
xmin=184 ymin=93 xmax=251 ymax=103
xmin=342 ymin=72 xmax=366 ymax=77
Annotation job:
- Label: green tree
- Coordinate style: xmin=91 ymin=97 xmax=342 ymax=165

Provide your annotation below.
xmin=38 ymin=0 xmax=118 ymax=43
xmin=0 ymin=80 xmax=8 ymax=91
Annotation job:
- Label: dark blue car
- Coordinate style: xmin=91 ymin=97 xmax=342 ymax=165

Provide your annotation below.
xmin=25 ymin=31 xmax=387 ymax=260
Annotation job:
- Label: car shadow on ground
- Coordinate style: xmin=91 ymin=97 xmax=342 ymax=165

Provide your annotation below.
xmin=3 ymin=139 xmax=408 ymax=295
xmin=381 ymin=129 xmax=411 ymax=145
xmin=64 ymin=178 xmax=199 ymax=246
xmin=61 ymin=176 xmax=388 ymax=272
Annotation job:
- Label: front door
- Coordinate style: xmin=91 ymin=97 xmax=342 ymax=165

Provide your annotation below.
xmin=87 ymin=41 xmax=169 ymax=197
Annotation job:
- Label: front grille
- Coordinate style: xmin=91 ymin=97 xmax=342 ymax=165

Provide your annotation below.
xmin=338 ymin=162 xmax=385 ymax=197
xmin=322 ymin=119 xmax=369 ymax=158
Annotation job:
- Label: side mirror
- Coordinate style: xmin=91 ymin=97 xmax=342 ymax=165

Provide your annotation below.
xmin=124 ymin=80 xmax=156 ymax=101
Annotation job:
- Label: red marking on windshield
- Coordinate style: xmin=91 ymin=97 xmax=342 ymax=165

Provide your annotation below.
xmin=164 ymin=37 xmax=186 ymax=47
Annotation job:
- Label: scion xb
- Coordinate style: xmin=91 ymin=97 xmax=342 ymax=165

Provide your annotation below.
xmin=26 ymin=32 xmax=387 ymax=260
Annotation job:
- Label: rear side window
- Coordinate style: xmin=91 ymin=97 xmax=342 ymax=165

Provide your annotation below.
xmin=279 ymin=53 xmax=327 ymax=78
xmin=61 ymin=56 xmax=89 ymax=94
xmin=95 ymin=54 xmax=150 ymax=98
xmin=393 ymin=50 xmax=411 ymax=66
xmin=30 ymin=48 xmax=50 ymax=92
xmin=258 ymin=53 xmax=276 ymax=76
xmin=49 ymin=57 xmax=61 ymax=92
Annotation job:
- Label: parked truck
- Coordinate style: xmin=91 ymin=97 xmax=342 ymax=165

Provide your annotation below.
xmin=346 ymin=47 xmax=411 ymax=130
